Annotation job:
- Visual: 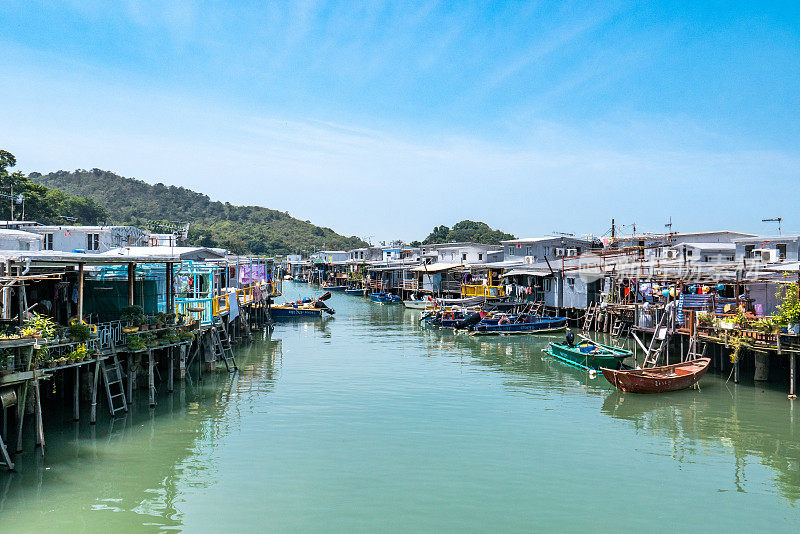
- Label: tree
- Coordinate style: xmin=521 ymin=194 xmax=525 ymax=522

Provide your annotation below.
xmin=421 ymin=220 xmax=514 ymax=245
xmin=0 ymin=149 xmax=109 ymax=224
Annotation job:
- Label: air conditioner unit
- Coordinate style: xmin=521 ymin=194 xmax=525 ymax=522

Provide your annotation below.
xmin=524 ymin=256 xmax=534 ymax=264
xmin=566 ymin=248 xmax=578 ymax=256
xmin=665 ymin=249 xmax=679 ymax=259
xmin=754 ymin=248 xmax=780 ymax=263
xmin=555 ymin=248 xmax=565 ymax=257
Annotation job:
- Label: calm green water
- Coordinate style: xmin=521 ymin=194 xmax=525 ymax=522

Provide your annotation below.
xmin=2 ymin=281 xmax=800 ymax=532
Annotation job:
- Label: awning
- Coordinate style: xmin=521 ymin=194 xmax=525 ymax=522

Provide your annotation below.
xmin=411 ymin=262 xmax=463 ymax=273
xmin=502 ymin=267 xmax=552 ymax=278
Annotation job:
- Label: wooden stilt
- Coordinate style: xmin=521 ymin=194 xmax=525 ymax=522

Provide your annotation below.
xmin=127 ymin=354 xmax=134 ymax=404
xmin=90 ymin=359 xmax=100 ymax=424
xmin=15 ymin=382 xmax=28 ymax=453
xmin=790 ymin=353 xmax=796 ymax=399
xmin=148 ymin=351 xmax=155 ymax=407
xmin=73 ymin=366 xmax=80 ymax=421
xmin=33 ymin=375 xmax=44 ymax=455
xmin=168 ymin=347 xmax=174 ymax=393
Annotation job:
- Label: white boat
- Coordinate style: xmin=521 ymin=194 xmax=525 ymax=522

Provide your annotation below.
xmin=403 ymin=296 xmax=434 ymax=309
xmin=283 ymin=275 xmax=293 ymax=280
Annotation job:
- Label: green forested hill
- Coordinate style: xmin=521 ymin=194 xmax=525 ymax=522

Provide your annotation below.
xmin=420 ymin=220 xmax=515 ymax=245
xmin=31 ymin=169 xmax=367 ymax=255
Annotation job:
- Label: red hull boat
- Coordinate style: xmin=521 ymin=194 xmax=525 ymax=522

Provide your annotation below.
xmin=601 ymin=358 xmax=711 ymax=394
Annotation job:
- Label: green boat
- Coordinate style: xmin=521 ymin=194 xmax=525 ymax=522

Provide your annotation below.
xmin=545 ymin=339 xmax=632 ymax=372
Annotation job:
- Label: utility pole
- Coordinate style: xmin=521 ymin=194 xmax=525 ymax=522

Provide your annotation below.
xmin=611 ymin=219 xmax=615 ymax=239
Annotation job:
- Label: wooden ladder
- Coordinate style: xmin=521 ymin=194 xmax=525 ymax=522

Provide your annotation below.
xmin=611 ymin=318 xmax=627 ymax=338
xmin=643 ymin=307 xmax=674 ymax=368
xmin=0 ymin=433 xmax=13 ymax=470
xmin=101 ymin=352 xmax=128 ymax=416
xmin=212 ymin=321 xmax=238 ymax=372
xmin=582 ymin=303 xmax=596 ymax=332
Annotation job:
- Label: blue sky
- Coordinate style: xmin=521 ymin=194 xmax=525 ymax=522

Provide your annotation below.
xmin=1 ymin=1 xmax=799 ymax=242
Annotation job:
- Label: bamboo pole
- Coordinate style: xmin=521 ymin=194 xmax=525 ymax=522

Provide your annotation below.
xmin=78 ymin=263 xmax=85 ymax=323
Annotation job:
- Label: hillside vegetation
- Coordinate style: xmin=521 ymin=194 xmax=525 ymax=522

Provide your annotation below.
xmin=0 ymin=151 xmax=107 ymax=224
xmin=31 ymin=169 xmax=367 ymax=255
xmin=420 ymin=220 xmax=515 ymax=245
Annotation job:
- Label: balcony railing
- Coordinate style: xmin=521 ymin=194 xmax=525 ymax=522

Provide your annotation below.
xmin=461 ymin=284 xmax=505 ymax=298
xmin=176 ymin=297 xmax=215 ymax=326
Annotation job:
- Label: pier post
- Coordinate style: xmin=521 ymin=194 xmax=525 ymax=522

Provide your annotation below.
xmin=15 ymin=382 xmax=27 ymax=453
xmin=168 ymin=347 xmax=174 ymax=393
xmin=90 ymin=359 xmax=100 ymax=424
xmin=127 ymin=354 xmax=134 ymax=404
xmin=73 ymin=366 xmax=80 ymax=421
xmin=148 ymin=351 xmax=155 ymax=408
xmin=33 ymin=377 xmax=44 ymax=454
xmin=790 ymin=353 xmax=796 ymax=399
xmin=179 ymin=345 xmax=186 ymax=380
xmin=734 ymin=353 xmax=740 ymax=384
xmin=754 ymin=352 xmax=769 ymax=381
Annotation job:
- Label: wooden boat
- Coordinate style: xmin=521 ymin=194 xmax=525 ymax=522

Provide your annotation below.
xmin=270 ymin=305 xmax=323 ymax=318
xmin=271 ymin=293 xmax=334 ymax=319
xmin=545 ymin=340 xmax=631 ymax=371
xmin=369 ymin=292 xmax=402 ymax=304
xmin=345 ymin=288 xmax=365 ymax=295
xmin=471 ymin=316 xmax=566 ymax=336
xmin=601 ymin=358 xmax=711 ymax=393
xmin=321 ymin=284 xmax=347 ymax=291
xmin=402 ymin=299 xmax=432 ymax=309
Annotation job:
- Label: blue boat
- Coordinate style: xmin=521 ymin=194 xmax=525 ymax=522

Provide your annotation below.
xmin=322 ymin=284 xmax=348 ymax=291
xmin=471 ymin=316 xmax=567 ymax=336
xmin=345 ymin=288 xmax=365 ymax=295
xmin=369 ymin=292 xmax=402 ymax=304
xmin=270 ymin=305 xmax=323 ymax=318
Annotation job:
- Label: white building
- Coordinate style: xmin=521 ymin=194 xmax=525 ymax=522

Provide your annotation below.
xmin=24 ymin=225 xmax=149 ymax=253
xmin=0 ymin=229 xmax=43 ymax=251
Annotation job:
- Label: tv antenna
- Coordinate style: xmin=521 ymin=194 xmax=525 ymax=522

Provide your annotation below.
xmin=762 ymin=217 xmax=782 ymax=235
xmin=552 ymin=231 xmax=575 ymax=237
xmin=665 ymin=217 xmax=673 ymax=233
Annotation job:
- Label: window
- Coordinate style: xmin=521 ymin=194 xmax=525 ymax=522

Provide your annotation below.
xmin=478 ymin=253 xmax=483 ymax=261
xmin=544 ymin=279 xmax=552 ymax=292
xmin=87 ymin=233 xmax=100 ymax=251
xmin=44 ymin=233 xmax=54 ymax=250
xmin=745 ymin=245 xmax=755 ymax=258
xmin=567 ymin=277 xmax=575 ymax=289
xmin=687 ymin=250 xmax=693 ymax=257
xmin=543 ymin=246 xmax=549 ymax=257
xmin=508 ymin=247 xmax=515 ymax=256
xmin=462 ymin=253 xmax=467 ymax=261
xmin=525 ymin=245 xmax=532 ymax=256
xmin=777 ymin=244 xmax=787 ymax=259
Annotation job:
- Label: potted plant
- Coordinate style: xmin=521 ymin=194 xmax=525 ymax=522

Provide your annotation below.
xmin=120 ymin=305 xmax=144 ymax=328
xmin=776 ymin=281 xmax=800 ymax=334
xmin=696 ymin=312 xmax=716 ymax=328
xmin=68 ymin=323 xmax=92 ymax=343
xmin=126 ymin=334 xmax=146 ymax=352
xmin=24 ymin=313 xmax=57 ymax=339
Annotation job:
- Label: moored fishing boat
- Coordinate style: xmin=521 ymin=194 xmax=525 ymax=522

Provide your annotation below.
xmin=345 ymin=288 xmax=366 ymax=295
xmin=321 ymin=283 xmax=348 ymax=291
xmin=369 ymin=292 xmax=402 ymax=304
xmin=270 ymin=305 xmax=324 ymax=318
xmin=403 ymin=296 xmax=433 ymax=309
xmin=471 ymin=315 xmax=566 ymax=336
xmin=545 ymin=337 xmax=631 ymax=371
xmin=270 ymin=292 xmax=335 ymax=319
xmin=601 ymin=358 xmax=711 ymax=393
